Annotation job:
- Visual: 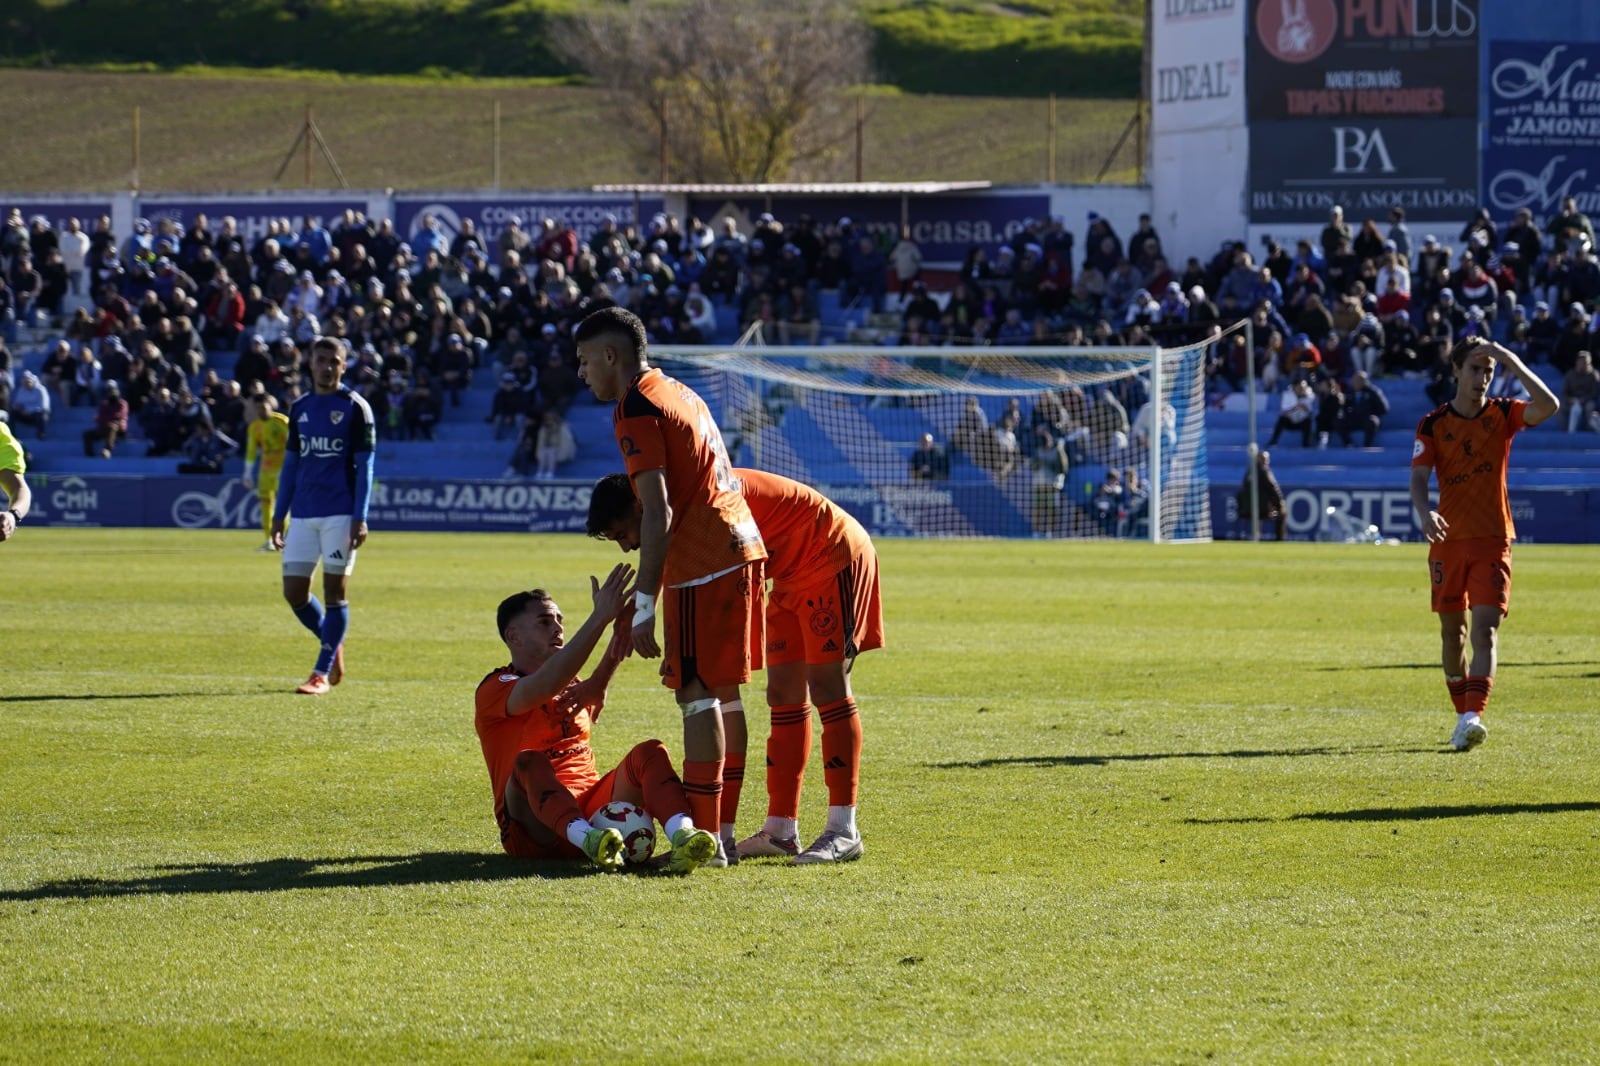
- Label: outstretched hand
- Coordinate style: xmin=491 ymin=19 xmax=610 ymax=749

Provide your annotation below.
xmin=591 ymin=562 xmax=635 ymax=622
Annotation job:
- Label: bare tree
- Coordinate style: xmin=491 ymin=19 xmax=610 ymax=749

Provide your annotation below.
xmin=549 ymin=0 xmax=874 ymax=182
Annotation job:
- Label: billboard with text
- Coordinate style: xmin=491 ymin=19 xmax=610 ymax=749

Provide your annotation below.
xmin=1247 ymin=0 xmax=1480 ymax=120
xmin=1249 ymin=118 xmax=1479 ymax=223
xmin=1484 ymin=42 xmax=1600 ymax=219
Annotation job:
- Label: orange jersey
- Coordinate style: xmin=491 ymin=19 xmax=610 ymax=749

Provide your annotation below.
xmin=474 ymin=668 xmax=600 ymax=833
xmin=1412 ymin=398 xmax=1528 ymax=542
xmin=735 ymin=467 xmax=873 ymax=591
xmin=614 ymin=367 xmax=765 ymax=586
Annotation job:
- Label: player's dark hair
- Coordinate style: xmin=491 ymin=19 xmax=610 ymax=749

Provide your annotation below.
xmin=586 ymin=472 xmax=636 ymax=538
xmin=311 ymin=335 xmax=346 ymax=359
xmin=1448 ymin=335 xmax=1488 ymax=369
xmin=573 ymin=306 xmax=647 ymax=362
xmin=497 ymin=589 xmax=554 ymax=639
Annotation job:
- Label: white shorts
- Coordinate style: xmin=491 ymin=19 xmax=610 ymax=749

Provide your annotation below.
xmin=282 ymin=514 xmax=358 ymax=577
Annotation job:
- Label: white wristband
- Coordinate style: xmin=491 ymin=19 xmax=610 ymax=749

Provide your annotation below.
xmin=632 ymin=592 xmax=657 ymax=629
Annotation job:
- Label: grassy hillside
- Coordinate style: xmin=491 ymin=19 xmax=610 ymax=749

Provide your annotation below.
xmin=0 ymin=68 xmax=1143 ymax=192
xmin=4 ymin=0 xmax=1143 ymax=99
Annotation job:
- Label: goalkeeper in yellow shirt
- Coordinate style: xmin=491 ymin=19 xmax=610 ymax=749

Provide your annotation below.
xmin=243 ymin=394 xmax=291 ymax=551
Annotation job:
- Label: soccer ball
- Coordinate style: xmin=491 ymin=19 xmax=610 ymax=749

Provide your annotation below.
xmin=589 ymin=800 xmax=656 ymax=865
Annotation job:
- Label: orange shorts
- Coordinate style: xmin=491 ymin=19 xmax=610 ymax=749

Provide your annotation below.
xmin=499 ymin=769 xmax=620 ymax=860
xmin=766 ymin=549 xmax=884 ymax=667
xmin=1428 ymin=538 xmax=1512 ymax=615
xmin=662 ymin=561 xmax=765 ymax=690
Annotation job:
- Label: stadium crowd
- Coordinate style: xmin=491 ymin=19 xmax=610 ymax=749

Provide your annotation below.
xmin=2 ymin=196 xmax=1598 ymax=475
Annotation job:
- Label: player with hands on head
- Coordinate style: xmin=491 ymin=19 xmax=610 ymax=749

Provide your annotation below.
xmin=1409 ymin=337 xmax=1559 ymax=751
xmin=573 ymin=306 xmax=768 ymax=866
xmin=475 ymin=562 xmax=720 ymax=873
xmin=271 ymin=336 xmax=377 ymax=695
xmin=0 ymin=420 xmax=33 ymax=543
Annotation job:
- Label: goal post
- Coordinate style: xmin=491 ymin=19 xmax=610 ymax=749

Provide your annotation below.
xmin=652 ymin=335 xmax=1220 ymax=542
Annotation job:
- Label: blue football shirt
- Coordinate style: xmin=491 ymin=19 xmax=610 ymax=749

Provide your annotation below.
xmin=281 ymin=385 xmax=376 ymax=520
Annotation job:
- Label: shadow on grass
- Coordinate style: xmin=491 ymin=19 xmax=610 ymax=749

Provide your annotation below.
xmin=1186 ymin=801 xmax=1600 ymax=825
xmin=932 ymin=743 xmax=1435 ymax=770
xmin=1315 ymin=661 xmax=1600 ymax=672
xmin=0 ymin=851 xmax=612 ymax=901
xmin=0 ymin=692 xmax=239 ymax=703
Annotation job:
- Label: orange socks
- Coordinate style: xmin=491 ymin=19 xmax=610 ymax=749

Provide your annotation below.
xmin=817 ymin=697 xmax=862 ymax=808
xmin=1463 ymin=676 xmax=1493 ymax=716
xmin=765 ymin=703 xmax=812 ymax=820
xmin=681 ymin=758 xmax=723 ymax=835
xmin=721 ymin=752 xmax=746 ymax=830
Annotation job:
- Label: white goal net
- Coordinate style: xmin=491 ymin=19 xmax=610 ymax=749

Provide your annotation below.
xmin=653 ymin=336 xmax=1216 ymax=541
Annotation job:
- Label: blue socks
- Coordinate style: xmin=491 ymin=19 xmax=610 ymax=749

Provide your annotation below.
xmin=315 ymin=601 xmax=349 ymax=675
xmin=292 ymin=595 xmax=325 ymax=636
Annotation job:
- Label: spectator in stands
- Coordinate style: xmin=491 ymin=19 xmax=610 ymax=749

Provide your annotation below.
xmin=1554 ymin=305 xmax=1591 ymax=374
xmin=1237 ymin=449 xmax=1287 ymax=541
xmin=1320 ymin=206 xmax=1352 ymax=261
xmin=1266 ymin=378 xmax=1315 ymax=448
xmin=1562 ymin=351 xmax=1599 ymax=433
xmin=203 ymin=280 xmax=246 ymax=350
xmin=176 ymin=420 xmax=237 ymax=475
xmin=1549 ymin=196 xmax=1595 ymax=253
xmin=889 ymin=225 xmax=923 ymax=302
xmin=69 ymin=345 xmax=103 ymax=407
xmin=950 ymin=395 xmax=989 ymax=460
xmin=1089 ymin=468 xmax=1125 ymax=537
xmin=1338 ymin=370 xmax=1389 ymax=448
xmin=1459 ymin=207 xmax=1497 ymax=251
xmin=1312 ymin=376 xmax=1343 ymax=450
xmin=532 ymin=408 xmax=578 ymax=479
xmin=685 ymin=289 xmax=718 ymax=340
xmin=1085 ymin=386 xmax=1130 ymax=460
xmin=403 ymin=375 xmax=442 ymax=440
xmin=843 ymin=234 xmax=887 ymax=313
xmin=1029 ymin=427 xmax=1069 ymax=537
xmin=82 ymin=380 xmax=128 ymax=458
xmin=9 ymin=371 xmax=50 ymax=439
xmin=908 ymin=432 xmax=949 ymax=481
xmin=487 ymin=370 xmax=529 ymax=440
xmin=777 ymin=283 xmax=821 ymax=346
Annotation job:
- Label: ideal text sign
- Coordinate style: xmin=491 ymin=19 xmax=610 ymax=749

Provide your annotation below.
xmin=1152 ymin=0 xmax=1246 ymax=135
xmin=1247 ymin=0 xmax=1480 ymax=121
xmin=1482 ymin=42 xmax=1600 ymax=221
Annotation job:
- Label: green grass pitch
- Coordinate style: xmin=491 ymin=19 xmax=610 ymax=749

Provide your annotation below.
xmin=2 ymin=530 xmax=1598 ymax=1063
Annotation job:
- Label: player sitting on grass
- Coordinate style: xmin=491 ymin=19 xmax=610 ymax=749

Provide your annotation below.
xmin=474 ymin=562 xmax=719 ymax=873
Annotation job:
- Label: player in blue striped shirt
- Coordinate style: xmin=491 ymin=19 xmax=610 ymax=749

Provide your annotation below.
xmin=271 ymin=336 xmax=377 ymax=695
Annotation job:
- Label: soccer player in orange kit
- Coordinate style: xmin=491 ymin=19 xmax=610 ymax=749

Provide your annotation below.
xmin=1409 ymin=337 xmax=1559 ymax=751
xmin=588 ymin=467 xmax=883 ymax=864
xmin=573 ymin=307 xmax=767 ymax=865
xmin=474 ymin=561 xmax=719 ymax=873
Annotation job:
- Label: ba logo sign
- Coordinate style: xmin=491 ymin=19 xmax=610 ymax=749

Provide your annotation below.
xmin=1332 ymin=127 xmax=1397 ymax=174
xmin=1256 ymin=0 xmax=1337 ymax=64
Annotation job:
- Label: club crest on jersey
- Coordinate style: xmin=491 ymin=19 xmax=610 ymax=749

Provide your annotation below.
xmin=330 ymin=411 xmax=344 ymax=425
xmin=618 ymin=435 xmax=640 ymax=456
